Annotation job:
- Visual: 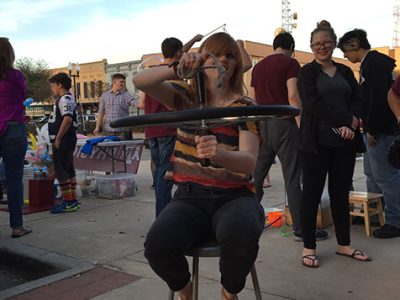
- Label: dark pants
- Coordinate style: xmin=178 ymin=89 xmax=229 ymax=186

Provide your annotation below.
xmin=254 ymin=119 xmax=302 ymax=228
xmin=0 ymin=123 xmax=27 ymax=228
xmin=149 ymin=136 xmax=175 ymax=217
xmin=52 ymin=137 xmax=77 ymax=182
xmin=144 ymin=184 xmax=265 ymax=294
xmin=300 ymin=145 xmax=356 ymax=249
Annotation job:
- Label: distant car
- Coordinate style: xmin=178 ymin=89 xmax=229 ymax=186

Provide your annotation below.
xmin=77 ymin=114 xmax=97 ymax=124
xmin=29 ymin=115 xmax=49 ymax=124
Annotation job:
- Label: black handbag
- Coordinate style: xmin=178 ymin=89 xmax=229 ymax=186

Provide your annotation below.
xmin=388 ymin=126 xmax=400 ymax=169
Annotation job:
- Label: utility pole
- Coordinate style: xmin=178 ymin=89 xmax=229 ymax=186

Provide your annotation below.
xmin=394 ymin=0 xmax=400 ymax=47
xmin=281 ymin=0 xmax=298 ymax=33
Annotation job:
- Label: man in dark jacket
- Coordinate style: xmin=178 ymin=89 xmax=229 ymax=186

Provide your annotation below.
xmin=339 ymin=29 xmax=400 ymax=238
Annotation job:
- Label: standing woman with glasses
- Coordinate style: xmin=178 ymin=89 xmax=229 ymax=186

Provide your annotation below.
xmin=297 ymin=21 xmax=370 ymax=268
xmin=0 ymin=37 xmax=31 ymax=238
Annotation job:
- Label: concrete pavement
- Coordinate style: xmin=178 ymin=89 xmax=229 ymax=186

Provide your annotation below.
xmin=0 ymin=149 xmax=399 ymax=300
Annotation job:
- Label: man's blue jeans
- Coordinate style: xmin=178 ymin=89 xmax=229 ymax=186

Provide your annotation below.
xmin=149 ymin=136 xmax=176 ymax=217
xmin=363 ymin=134 xmax=400 ymax=228
xmin=0 ymin=123 xmax=27 ymax=228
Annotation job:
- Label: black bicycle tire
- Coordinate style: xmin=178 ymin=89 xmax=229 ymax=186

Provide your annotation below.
xmin=110 ymin=105 xmax=299 ymax=129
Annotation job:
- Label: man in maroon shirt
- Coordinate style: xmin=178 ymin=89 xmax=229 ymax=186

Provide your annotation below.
xmin=250 ymin=32 xmax=327 ymax=241
xmin=144 ymin=35 xmax=203 ymax=217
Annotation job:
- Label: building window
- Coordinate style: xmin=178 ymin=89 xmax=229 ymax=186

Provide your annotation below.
xmin=97 ymin=81 xmax=103 ymax=97
xmin=90 ymin=81 xmax=95 ymax=98
xmin=76 ymin=82 xmax=81 ymax=97
xmin=84 ymin=82 xmax=88 ymax=98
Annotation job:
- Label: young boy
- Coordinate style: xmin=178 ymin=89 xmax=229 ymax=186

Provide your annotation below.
xmin=48 ymin=73 xmax=80 ymax=213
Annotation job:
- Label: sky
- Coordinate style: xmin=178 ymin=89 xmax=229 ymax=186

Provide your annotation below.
xmin=0 ymin=0 xmax=396 ymax=68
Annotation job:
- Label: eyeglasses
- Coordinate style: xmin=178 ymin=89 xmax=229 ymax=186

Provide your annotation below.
xmin=310 ymin=40 xmax=334 ymax=50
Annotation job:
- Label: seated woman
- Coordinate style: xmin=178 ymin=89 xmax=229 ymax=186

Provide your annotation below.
xmin=133 ymin=32 xmax=265 ymax=300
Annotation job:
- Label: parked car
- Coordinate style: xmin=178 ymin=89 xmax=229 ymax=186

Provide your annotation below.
xmin=77 ymin=114 xmax=97 ymax=124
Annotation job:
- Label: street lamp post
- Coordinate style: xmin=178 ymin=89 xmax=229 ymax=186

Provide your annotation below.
xmin=67 ymin=62 xmax=86 ymax=134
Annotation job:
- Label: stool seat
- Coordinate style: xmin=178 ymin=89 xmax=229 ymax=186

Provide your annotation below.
xmin=169 ymin=239 xmax=262 ymax=300
xmin=185 ymin=240 xmax=220 ymax=257
xmin=349 ymin=191 xmax=385 ymax=236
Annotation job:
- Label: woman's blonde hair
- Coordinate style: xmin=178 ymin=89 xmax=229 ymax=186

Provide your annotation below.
xmin=199 ymin=32 xmax=243 ymax=95
xmin=0 ymin=37 xmax=15 ymax=80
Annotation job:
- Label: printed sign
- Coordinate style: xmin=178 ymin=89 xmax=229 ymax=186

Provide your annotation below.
xmin=73 ymin=141 xmax=144 ymax=174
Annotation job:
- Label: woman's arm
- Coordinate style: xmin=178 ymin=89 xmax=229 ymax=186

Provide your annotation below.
xmin=237 ymin=40 xmax=252 ymax=72
xmin=388 ymin=89 xmax=400 ymax=121
xmin=195 ymin=129 xmax=259 ymax=174
xmin=132 ymin=65 xmax=178 ymax=110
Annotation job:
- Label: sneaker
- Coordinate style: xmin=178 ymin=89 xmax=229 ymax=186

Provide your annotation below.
xmin=373 ymin=224 xmax=400 ymax=239
xmin=294 ymin=228 xmax=329 ymax=242
xmin=50 ymin=200 xmax=80 ymax=214
xmin=11 ymin=226 xmax=32 ymax=238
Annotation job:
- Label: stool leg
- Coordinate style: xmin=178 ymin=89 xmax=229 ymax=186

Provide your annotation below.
xmin=192 ymin=256 xmax=199 ymax=300
xmin=377 ymin=198 xmax=385 ymax=226
xmin=250 ymin=264 xmax=262 ymax=300
xmin=363 ymin=202 xmax=371 ymax=236
xmin=168 ymin=289 xmax=174 ymax=300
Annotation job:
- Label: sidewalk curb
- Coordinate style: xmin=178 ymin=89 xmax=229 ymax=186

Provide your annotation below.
xmin=0 ymin=239 xmax=94 ymax=300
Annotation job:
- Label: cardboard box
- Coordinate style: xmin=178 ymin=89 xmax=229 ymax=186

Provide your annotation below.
xmin=285 ymin=189 xmax=333 ymax=229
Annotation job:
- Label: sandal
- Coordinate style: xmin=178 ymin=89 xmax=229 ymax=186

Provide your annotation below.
xmin=301 ymin=255 xmax=319 ymax=268
xmin=335 ymin=249 xmax=372 ymax=262
xmin=11 ymin=226 xmax=32 ymax=238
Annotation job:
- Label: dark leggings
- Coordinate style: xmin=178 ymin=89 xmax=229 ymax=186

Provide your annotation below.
xmin=300 ymin=145 xmax=356 ymax=249
xmin=144 ymin=184 xmax=265 ymax=294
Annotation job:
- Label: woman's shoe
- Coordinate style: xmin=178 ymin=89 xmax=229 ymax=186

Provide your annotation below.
xmin=11 ymin=226 xmax=32 ymax=238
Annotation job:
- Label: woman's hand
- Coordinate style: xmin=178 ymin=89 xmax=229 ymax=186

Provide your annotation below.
xmin=195 ymin=135 xmax=218 ymax=160
xmin=339 ymin=126 xmax=355 ymax=140
xmin=178 ymin=51 xmax=207 ymax=79
xmin=367 ymin=133 xmax=377 ymax=146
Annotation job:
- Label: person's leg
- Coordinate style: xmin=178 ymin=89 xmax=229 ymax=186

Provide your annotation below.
xmin=0 ymin=123 xmax=27 ymax=230
xmin=367 ymin=135 xmax=400 ymax=235
xmin=50 ymin=141 xmax=79 ymax=213
xmin=327 ymin=147 xmax=356 ymax=246
xmin=276 ymin=120 xmax=302 ymax=229
xmin=362 ymin=134 xmax=382 ymax=194
xmin=144 ymin=188 xmax=212 ymax=293
xmin=300 ymin=148 xmax=329 ymax=266
xmin=253 ymin=121 xmax=276 ymax=202
xmin=154 ymin=136 xmax=175 ymax=217
xmin=212 ymin=194 xmax=265 ymax=295
xmin=148 ymin=138 xmax=161 ymax=215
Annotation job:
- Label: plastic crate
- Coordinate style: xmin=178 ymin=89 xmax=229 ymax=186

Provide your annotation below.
xmin=96 ymin=173 xmax=137 ymax=199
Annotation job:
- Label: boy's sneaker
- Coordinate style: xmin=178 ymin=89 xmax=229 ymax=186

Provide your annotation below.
xmin=293 ymin=228 xmax=329 ymax=242
xmin=50 ymin=200 xmax=80 ymax=214
xmin=373 ymin=224 xmax=400 ymax=239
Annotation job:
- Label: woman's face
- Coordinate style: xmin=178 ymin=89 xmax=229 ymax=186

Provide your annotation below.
xmin=310 ymin=31 xmax=335 ymax=63
xmin=203 ymin=51 xmax=236 ymax=83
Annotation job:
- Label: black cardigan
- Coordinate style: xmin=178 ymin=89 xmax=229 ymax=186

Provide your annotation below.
xmin=296 ymin=60 xmax=363 ymax=153
xmin=360 ymin=51 xmax=397 ymax=135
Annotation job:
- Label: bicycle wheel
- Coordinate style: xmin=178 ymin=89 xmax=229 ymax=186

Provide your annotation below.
xmin=110 ymin=105 xmax=299 ymax=130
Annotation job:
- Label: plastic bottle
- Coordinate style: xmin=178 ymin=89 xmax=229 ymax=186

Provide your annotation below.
xmin=33 ymin=166 xmax=43 ymax=179
xmin=41 ymin=166 xmax=48 ymax=178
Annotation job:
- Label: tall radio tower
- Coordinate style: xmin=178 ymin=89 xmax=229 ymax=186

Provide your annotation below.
xmin=394 ymin=0 xmax=400 ymax=47
xmin=281 ymin=0 xmax=298 ymax=33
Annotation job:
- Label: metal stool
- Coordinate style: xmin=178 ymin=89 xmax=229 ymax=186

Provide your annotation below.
xmin=168 ymin=240 xmax=262 ymax=300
